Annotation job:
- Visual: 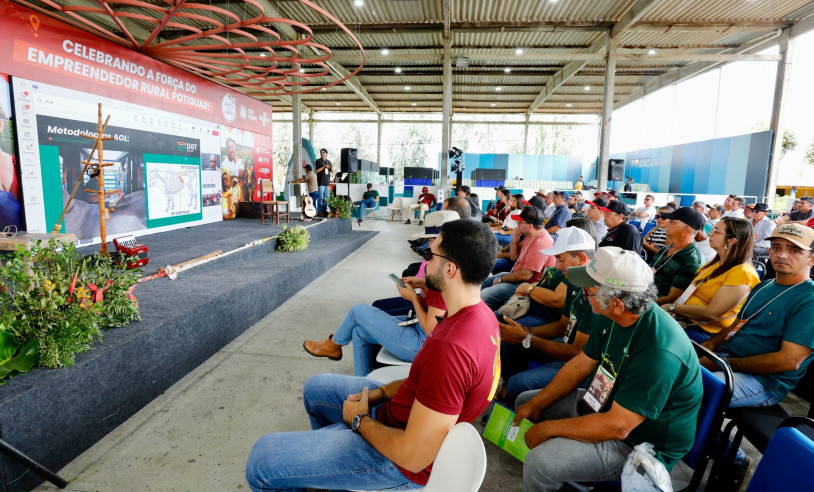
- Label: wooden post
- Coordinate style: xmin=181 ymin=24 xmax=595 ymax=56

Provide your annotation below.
xmin=80 ymin=104 xmax=115 ymax=255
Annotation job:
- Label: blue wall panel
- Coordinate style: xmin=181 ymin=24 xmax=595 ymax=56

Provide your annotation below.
xmin=707 ymin=138 xmax=732 ymax=194
xmin=745 ymin=132 xmax=773 ymax=198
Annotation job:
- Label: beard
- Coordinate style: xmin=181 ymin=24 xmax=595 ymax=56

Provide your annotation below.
xmin=425 ymin=264 xmax=445 ymax=293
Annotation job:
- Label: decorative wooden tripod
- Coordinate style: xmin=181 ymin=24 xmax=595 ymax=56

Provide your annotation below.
xmin=51 ymin=103 xmax=119 ymax=255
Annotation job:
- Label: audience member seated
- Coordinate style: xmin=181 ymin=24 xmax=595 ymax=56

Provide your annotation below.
xmin=515 ymin=247 xmax=702 ymax=490
xmin=483 ymin=186 xmax=506 ymax=221
xmin=584 ymin=195 xmax=609 ymax=240
xmin=751 ymin=202 xmax=776 ymax=258
xmin=405 ymin=186 xmax=437 ymax=225
xmin=456 ymin=185 xmax=481 ymax=218
xmin=775 ymin=195 xmax=813 ymax=225
xmin=481 ymin=207 xmax=555 ymax=310
xmin=494 ymin=194 xmax=525 ymax=244
xmin=632 ymin=194 xmax=657 ymax=223
xmin=598 ymin=200 xmax=643 ymax=253
xmin=572 ymin=191 xmax=588 ymax=215
xmin=246 ymin=220 xmax=500 ymax=492
xmin=303 ymin=211 xmax=461 ymax=376
xmin=487 ymin=188 xmax=514 ymax=227
xmin=641 ymin=206 xmax=674 ymax=262
xmin=723 ymin=195 xmax=745 ymax=219
xmin=662 ymin=217 xmax=759 ymax=342
xmin=542 ymin=191 xmax=556 ymax=219
xmin=706 ymin=204 xmax=724 ymax=231
xmin=649 ymin=207 xmax=705 ymax=305
xmin=546 ymin=191 xmax=572 ymax=235
xmin=699 ymin=223 xmax=814 ymax=410
xmin=497 ymin=227 xmax=599 ymax=409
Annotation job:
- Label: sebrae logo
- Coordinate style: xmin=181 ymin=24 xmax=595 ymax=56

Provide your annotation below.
xmin=221 ymin=94 xmax=237 ymax=123
xmin=239 ymin=105 xmax=248 ymax=119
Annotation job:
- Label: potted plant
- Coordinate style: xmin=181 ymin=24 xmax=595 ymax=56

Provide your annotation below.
xmin=275 ymin=224 xmax=310 ymax=252
xmin=326 ymin=193 xmax=352 ymax=220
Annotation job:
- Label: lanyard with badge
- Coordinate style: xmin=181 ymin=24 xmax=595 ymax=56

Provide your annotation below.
xmin=674 ymin=263 xmax=716 ymax=305
xmin=563 ymin=294 xmax=581 ymax=342
xmin=583 ymin=317 xmax=643 ymax=412
xmin=723 ymin=280 xmax=804 ymax=342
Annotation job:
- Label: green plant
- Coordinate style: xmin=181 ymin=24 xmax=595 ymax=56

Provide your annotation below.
xmin=326 ymin=193 xmax=352 ymax=220
xmin=0 ymin=240 xmax=141 ymax=372
xmin=0 ymin=330 xmax=38 ymax=385
xmin=275 ymin=224 xmax=311 ymax=252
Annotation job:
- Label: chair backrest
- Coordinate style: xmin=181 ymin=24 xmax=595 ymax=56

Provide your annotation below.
xmin=746 ymin=418 xmax=814 ymax=491
xmin=683 ymin=343 xmax=734 ymax=471
xmin=260 ymin=179 xmax=274 ymax=195
xmin=424 ymin=423 xmax=487 ymax=492
xmin=642 ymin=220 xmax=658 ymax=236
xmin=390 ymin=197 xmax=403 ymax=208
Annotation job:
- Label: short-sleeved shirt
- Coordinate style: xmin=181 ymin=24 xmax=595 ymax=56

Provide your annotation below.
xmin=377 ymin=301 xmax=500 ymax=485
xmin=315 ymin=158 xmax=332 ymax=186
xmin=599 ymin=222 xmax=643 ymax=253
xmin=363 ymin=189 xmax=379 ymax=200
xmin=650 ymin=242 xmax=704 ymax=296
xmin=722 ymin=209 xmax=745 ymax=219
xmin=719 ymin=279 xmax=814 ymax=401
xmin=512 ymin=230 xmax=556 ymax=284
xmin=583 ymin=303 xmax=702 ymax=469
xmin=560 ymin=278 xmax=602 ymax=344
xmin=304 ymin=172 xmax=318 ymax=193
xmin=536 ymin=267 xmax=565 ymax=290
xmin=547 ymin=205 xmax=572 ymax=231
xmin=646 ymin=227 xmax=668 ymax=250
xmin=634 ymin=205 xmax=657 ymax=222
xmin=417 ymin=288 xmax=447 ymax=312
xmin=419 ymin=193 xmax=436 ymax=206
xmin=684 ymin=262 xmax=760 ymax=333
xmin=543 ymin=203 xmax=556 ymax=219
xmin=752 ymin=217 xmax=776 ymax=248
xmin=787 ymin=209 xmax=814 ymax=222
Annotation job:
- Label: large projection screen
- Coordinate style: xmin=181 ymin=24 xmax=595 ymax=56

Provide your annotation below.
xmin=13 ymin=77 xmax=222 ymax=244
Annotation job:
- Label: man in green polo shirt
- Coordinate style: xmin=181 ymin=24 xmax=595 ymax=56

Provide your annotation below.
xmin=515 ymin=247 xmax=702 ymax=490
xmin=649 ymin=207 xmax=705 ymax=305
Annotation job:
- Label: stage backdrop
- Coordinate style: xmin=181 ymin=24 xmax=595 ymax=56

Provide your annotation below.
xmin=0 ymin=0 xmax=273 ymax=242
xmin=602 ymin=130 xmax=773 ymax=199
xmin=438 ymin=152 xmax=586 ymax=183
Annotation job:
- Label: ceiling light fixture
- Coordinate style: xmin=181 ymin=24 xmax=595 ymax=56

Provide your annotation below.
xmin=354 ymin=0 xmax=364 ymax=7
xmin=259 ymin=52 xmax=267 ymax=57
xmin=648 ymin=49 xmax=657 ymax=55
xmin=584 ymin=85 xmax=590 ymax=91
xmin=395 ymin=67 xmax=402 ymax=73
xmin=490 ymin=103 xmax=496 ymax=107
xmin=381 ymin=48 xmax=390 ymax=56
xmin=321 ymin=87 xmax=327 ymax=91
xmin=515 ymin=48 xmax=524 ymax=55
xmin=495 ymin=86 xmax=503 ymax=92
xmin=411 ymin=102 xmax=417 ymax=106
xmin=299 ymin=68 xmax=305 ymax=73
xmin=566 ymin=103 xmax=573 ymax=107
xmin=335 ymin=102 xmax=341 ymax=106
xmin=504 ymin=67 xmax=511 ymax=73
xmin=405 ymin=85 xmax=411 ymax=91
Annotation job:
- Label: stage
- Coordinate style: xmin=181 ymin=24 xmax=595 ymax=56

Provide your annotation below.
xmin=0 ymin=217 xmax=376 ymax=491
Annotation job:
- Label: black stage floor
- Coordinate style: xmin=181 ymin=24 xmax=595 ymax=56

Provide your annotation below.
xmin=0 ymin=217 xmax=376 ymax=491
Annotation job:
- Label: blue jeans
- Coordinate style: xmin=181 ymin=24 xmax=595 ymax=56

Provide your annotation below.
xmin=495 ymin=232 xmax=512 ymax=245
xmin=334 ymin=304 xmax=427 ymax=376
xmin=246 ymin=374 xmax=421 ymax=491
xmin=317 ymin=185 xmax=330 ymax=213
xmin=481 ymin=273 xmax=520 ymax=310
xmin=492 ymin=257 xmax=514 ymax=274
xmin=308 ymin=191 xmax=319 ymax=213
xmin=357 ymin=198 xmax=376 ymax=221
xmin=714 ymin=371 xmax=779 ymax=408
xmin=372 ymin=297 xmax=412 ymax=316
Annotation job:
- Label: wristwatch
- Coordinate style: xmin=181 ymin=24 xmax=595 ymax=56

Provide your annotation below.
xmin=497 ymin=277 xmax=503 ymax=284
xmin=669 ymin=304 xmax=676 ymax=312
xmin=526 ymin=284 xmax=535 ymax=295
xmin=351 ymin=413 xmax=370 ymax=434
xmin=522 ymin=333 xmax=532 ymax=349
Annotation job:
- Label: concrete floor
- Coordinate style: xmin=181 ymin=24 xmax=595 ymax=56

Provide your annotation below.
xmin=35 ymin=218 xmax=781 ymax=492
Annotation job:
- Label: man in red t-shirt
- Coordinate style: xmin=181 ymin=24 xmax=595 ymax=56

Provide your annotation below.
xmin=405 ymin=186 xmax=437 ymax=225
xmin=480 ymin=206 xmax=556 ymax=309
xmin=246 ymin=220 xmax=501 ymax=491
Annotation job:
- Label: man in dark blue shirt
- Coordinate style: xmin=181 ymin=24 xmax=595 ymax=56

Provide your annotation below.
xmin=546 ymin=191 xmax=572 ymax=235
xmin=598 ymin=200 xmax=642 ymax=253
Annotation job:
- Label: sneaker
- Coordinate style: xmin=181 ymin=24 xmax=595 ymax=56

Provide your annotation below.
xmin=417 ymin=220 xmax=424 ymax=225
xmin=404 ymin=219 xmax=411 ymax=225
xmin=723 ymin=454 xmax=752 ymax=491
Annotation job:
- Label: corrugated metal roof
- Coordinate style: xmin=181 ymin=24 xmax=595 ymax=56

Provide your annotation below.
xmin=20 ymin=0 xmax=813 ymax=115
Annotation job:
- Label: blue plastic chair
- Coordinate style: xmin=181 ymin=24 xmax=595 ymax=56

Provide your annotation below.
xmin=642 ymin=220 xmax=658 ymax=236
xmin=745 ymin=417 xmax=814 ymax=491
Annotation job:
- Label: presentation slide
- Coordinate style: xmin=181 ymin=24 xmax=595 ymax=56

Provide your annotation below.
xmin=12 ymin=77 xmax=222 ymax=244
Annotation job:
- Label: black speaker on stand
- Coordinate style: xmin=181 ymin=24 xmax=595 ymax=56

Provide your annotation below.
xmin=341 ymin=148 xmax=358 ymax=173
xmin=608 ymin=159 xmax=625 ymax=182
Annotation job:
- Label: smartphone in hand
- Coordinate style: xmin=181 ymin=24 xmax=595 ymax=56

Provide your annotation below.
xmin=388 ymin=273 xmax=406 ymax=288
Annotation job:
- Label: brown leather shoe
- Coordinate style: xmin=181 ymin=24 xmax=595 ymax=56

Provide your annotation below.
xmin=303 ymin=334 xmax=342 ymax=361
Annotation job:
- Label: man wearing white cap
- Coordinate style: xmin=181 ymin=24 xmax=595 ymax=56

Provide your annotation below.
xmin=515 ymin=247 xmax=702 ymax=491
xmin=497 ymin=227 xmax=601 ymax=409
xmin=303 ymin=210 xmax=459 ymax=375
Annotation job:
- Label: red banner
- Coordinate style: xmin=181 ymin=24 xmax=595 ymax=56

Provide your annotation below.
xmin=0 ymin=0 xmax=272 ymax=135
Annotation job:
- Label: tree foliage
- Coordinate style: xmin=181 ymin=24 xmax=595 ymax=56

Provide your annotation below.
xmin=389 ymin=123 xmax=433 ymax=180
xmin=805 ymin=140 xmax=814 ymax=166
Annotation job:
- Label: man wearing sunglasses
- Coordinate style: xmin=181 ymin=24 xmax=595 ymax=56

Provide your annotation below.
xmin=514 ymin=247 xmax=702 ymax=490
xmin=481 ymin=206 xmax=556 ymax=310
xmin=248 ymin=220 xmax=501 ymax=492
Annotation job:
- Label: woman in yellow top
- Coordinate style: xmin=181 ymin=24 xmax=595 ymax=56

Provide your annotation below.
xmin=661 ymin=217 xmax=760 ymax=342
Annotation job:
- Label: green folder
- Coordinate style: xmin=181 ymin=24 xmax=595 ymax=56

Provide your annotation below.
xmin=481 ymin=403 xmax=535 ymax=462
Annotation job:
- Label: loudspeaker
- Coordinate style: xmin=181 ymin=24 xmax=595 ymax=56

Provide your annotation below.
xmin=608 ymin=159 xmax=625 ymax=182
xmin=472 ymin=168 xmax=507 ymax=181
xmin=341 ymin=148 xmax=358 ymax=173
xmin=404 ymin=167 xmax=434 ymax=179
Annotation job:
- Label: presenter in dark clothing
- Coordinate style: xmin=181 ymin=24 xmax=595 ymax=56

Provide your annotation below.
xmin=598 ymin=200 xmax=643 ymax=253
xmin=315 ymin=148 xmax=333 ymax=216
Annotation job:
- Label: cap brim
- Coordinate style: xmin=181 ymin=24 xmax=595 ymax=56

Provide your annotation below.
xmin=510 ymin=213 xmax=524 ymax=222
xmin=565 ymin=265 xmax=600 ymax=288
xmin=767 ymin=235 xmax=813 ymax=251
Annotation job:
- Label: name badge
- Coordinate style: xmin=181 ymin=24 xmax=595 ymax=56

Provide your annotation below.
xmin=583 ymin=365 xmax=616 ymax=412
xmin=724 ymin=319 xmax=748 ymax=342
xmin=564 ymin=313 xmax=578 ymax=340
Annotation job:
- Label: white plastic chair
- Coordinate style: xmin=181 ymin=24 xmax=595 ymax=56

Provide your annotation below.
xmin=366 ymin=364 xmax=411 ymax=384
xmin=352 ymin=422 xmax=487 ymax=492
xmin=388 ymin=197 xmax=404 ymax=221
xmin=376 ymin=347 xmax=412 ymax=366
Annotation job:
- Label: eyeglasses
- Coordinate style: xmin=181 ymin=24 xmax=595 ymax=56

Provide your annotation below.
xmin=710 ymin=229 xmax=734 ymax=238
xmin=581 ymin=288 xmax=596 ymax=300
xmin=423 ymin=249 xmax=452 ymax=262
